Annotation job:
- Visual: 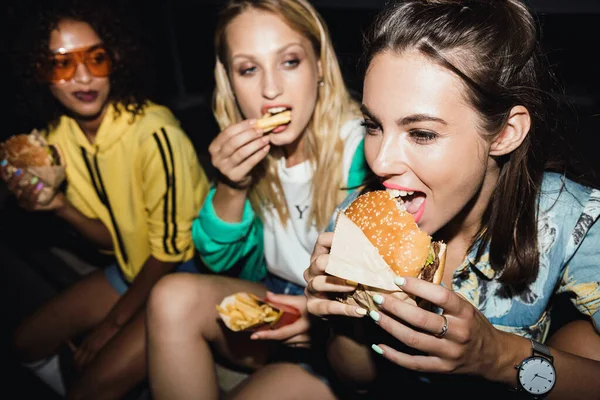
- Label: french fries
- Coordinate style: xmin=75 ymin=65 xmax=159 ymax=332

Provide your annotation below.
xmin=255 ymin=110 xmax=292 ymax=133
xmin=216 ymin=292 xmax=283 ymax=332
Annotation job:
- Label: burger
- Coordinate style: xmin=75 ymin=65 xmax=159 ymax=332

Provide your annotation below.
xmin=0 ymin=131 xmax=61 ymax=168
xmin=0 ymin=130 xmax=65 ymax=205
xmin=332 ymin=190 xmax=446 ymax=309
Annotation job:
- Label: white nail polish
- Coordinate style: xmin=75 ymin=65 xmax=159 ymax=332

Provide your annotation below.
xmin=394 ymin=276 xmax=406 ymax=287
xmin=369 ymin=310 xmax=380 ymax=322
xmin=371 ymin=344 xmax=384 ymax=355
xmin=372 ymin=294 xmax=384 ymax=305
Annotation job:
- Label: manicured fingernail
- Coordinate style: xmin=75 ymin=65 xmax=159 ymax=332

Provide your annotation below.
xmin=35 ymin=182 xmax=44 ymax=191
xmin=248 ymin=119 xmax=257 ymax=125
xmin=372 ymin=294 xmax=384 ymax=305
xmin=355 ymin=307 xmax=367 ymax=316
xmin=0 ymin=159 xmax=7 ymax=166
xmin=250 ymin=334 xmax=259 ymax=340
xmin=30 ymin=176 xmax=39 ymax=185
xmin=371 ymin=344 xmax=384 ymax=355
xmin=345 ymin=279 xmax=358 ymax=287
xmin=394 ymin=276 xmax=406 ymax=287
xmin=14 ymin=169 xmax=22 ymax=176
xmin=369 ymin=310 xmax=380 ymax=322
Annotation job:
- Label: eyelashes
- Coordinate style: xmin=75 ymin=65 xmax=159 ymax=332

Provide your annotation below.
xmin=360 ymin=119 xmax=380 ymax=135
xmin=235 ymin=57 xmax=302 ymax=77
xmin=360 ymin=119 xmax=438 ymax=144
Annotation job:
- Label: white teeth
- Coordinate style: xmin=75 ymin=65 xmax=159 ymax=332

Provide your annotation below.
xmin=267 ymin=106 xmax=287 ymax=114
xmin=386 ymin=189 xmax=415 ymax=198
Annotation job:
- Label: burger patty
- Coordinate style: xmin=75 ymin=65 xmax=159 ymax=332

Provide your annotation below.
xmin=49 ymin=145 xmax=61 ymax=165
xmin=419 ymin=241 xmax=441 ymax=283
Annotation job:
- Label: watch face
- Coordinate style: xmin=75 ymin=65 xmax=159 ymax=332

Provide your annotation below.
xmin=518 ymin=357 xmax=556 ymax=395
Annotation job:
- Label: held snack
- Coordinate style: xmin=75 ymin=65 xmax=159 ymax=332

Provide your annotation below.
xmin=0 ymin=130 xmax=65 ymax=205
xmin=216 ymin=292 xmax=300 ymax=332
xmin=255 ymin=108 xmax=291 ymax=133
xmin=326 ymin=190 xmax=446 ymax=309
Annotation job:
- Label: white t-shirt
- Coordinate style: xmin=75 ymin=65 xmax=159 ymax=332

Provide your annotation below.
xmin=263 ymin=119 xmax=365 ymax=286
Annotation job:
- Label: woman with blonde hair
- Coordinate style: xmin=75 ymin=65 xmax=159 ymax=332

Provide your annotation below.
xmin=146 ymin=0 xmax=367 ymax=399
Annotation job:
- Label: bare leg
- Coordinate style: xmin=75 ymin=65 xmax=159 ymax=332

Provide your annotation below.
xmin=67 ymin=308 xmax=147 ymax=400
xmin=547 ymin=319 xmax=600 ymax=361
xmin=147 ymin=273 xmax=268 ymax=400
xmin=13 ymin=270 xmax=119 ymax=362
xmin=226 ymin=363 xmax=338 ymax=400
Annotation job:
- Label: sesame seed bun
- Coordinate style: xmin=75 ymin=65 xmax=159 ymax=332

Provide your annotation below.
xmin=343 ymin=190 xmax=445 ymax=284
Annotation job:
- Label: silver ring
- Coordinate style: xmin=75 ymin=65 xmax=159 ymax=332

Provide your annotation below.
xmin=434 ymin=315 xmax=448 ymax=338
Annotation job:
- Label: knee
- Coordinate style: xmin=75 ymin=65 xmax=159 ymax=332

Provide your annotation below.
xmin=147 ymin=274 xmax=205 ymax=331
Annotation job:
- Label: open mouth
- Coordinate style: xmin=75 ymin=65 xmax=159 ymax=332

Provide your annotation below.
xmin=73 ymin=90 xmax=98 ymax=102
xmin=386 ymin=188 xmax=426 ymax=218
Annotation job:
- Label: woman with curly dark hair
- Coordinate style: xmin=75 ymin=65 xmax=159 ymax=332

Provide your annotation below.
xmin=10 ymin=0 xmax=156 ymax=133
xmin=2 ymin=1 xmax=210 ymax=399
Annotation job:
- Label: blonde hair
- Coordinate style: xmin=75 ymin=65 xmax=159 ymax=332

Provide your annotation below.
xmin=212 ymin=0 xmax=360 ymax=231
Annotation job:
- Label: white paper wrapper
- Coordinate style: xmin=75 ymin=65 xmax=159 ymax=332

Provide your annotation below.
xmin=5 ymin=163 xmax=66 ymax=205
xmin=326 ymin=213 xmax=401 ymax=292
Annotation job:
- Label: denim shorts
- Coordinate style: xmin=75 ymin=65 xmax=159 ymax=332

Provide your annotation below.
xmin=104 ymin=258 xmax=199 ymax=295
xmin=263 ymin=272 xmax=305 ymax=295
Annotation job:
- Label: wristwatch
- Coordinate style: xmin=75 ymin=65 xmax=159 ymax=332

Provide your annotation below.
xmin=515 ymin=339 xmax=556 ymax=398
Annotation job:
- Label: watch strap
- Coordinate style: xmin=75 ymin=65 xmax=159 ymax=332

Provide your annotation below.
xmin=531 ymin=339 xmax=554 ymax=363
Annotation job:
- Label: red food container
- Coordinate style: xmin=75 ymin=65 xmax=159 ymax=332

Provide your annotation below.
xmin=217 ymin=292 xmax=300 ymax=332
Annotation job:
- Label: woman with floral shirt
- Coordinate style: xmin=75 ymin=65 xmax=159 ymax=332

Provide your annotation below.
xmin=304 ymin=0 xmax=600 ymax=398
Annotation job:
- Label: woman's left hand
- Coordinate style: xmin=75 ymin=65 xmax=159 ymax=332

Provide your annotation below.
xmin=73 ymin=319 xmax=120 ymax=371
xmin=250 ymin=293 xmax=311 ymax=348
xmin=0 ymin=164 xmax=66 ymax=211
xmin=370 ymin=276 xmax=508 ymax=379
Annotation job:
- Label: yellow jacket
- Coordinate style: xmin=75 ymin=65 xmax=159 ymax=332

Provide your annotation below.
xmin=48 ymin=102 xmax=209 ymax=282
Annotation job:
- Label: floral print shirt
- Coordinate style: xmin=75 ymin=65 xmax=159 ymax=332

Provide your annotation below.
xmin=329 ymin=172 xmax=600 ymax=342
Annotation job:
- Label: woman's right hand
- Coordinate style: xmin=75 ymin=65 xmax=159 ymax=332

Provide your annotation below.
xmin=304 ymin=232 xmax=369 ymax=319
xmin=208 ymin=119 xmax=270 ymax=188
xmin=1 ymin=164 xmax=66 ymax=212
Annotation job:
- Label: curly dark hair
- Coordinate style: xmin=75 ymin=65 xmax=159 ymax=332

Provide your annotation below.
xmin=10 ymin=0 xmax=156 ymax=132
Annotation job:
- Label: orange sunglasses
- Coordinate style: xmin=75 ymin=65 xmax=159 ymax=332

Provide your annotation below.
xmin=43 ymin=44 xmax=113 ymax=83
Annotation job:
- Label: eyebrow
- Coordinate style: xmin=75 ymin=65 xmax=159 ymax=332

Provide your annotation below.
xmin=231 ymin=42 xmax=306 ymax=62
xmin=51 ymin=43 xmax=105 ymax=54
xmin=360 ymin=104 xmax=381 ymax=124
xmin=360 ymin=104 xmax=448 ymax=127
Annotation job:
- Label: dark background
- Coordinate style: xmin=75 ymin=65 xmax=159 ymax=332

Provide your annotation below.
xmin=3 ymin=0 xmax=600 ymax=168
xmin=0 ymin=1 xmax=599 ymax=398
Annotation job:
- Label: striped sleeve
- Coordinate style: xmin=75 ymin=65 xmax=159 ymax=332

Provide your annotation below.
xmin=141 ymin=125 xmax=208 ymax=263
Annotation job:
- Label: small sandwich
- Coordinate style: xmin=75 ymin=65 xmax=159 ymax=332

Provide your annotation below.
xmin=255 ymin=107 xmax=291 ymax=133
xmin=326 ymin=190 xmax=446 ymax=310
xmin=0 ymin=130 xmax=65 ymax=205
